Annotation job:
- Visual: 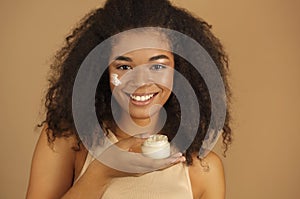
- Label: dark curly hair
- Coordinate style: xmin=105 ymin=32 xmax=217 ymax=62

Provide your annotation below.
xmin=41 ymin=0 xmax=232 ymax=166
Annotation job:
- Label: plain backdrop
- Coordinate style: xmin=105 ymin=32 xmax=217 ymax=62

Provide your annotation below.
xmin=0 ymin=0 xmax=299 ymax=198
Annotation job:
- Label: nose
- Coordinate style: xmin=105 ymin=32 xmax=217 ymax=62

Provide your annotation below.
xmin=130 ymin=65 xmax=150 ymax=88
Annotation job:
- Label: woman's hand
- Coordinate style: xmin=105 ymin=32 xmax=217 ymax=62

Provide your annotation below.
xmin=89 ymin=134 xmax=186 ymax=179
xmin=26 ymin=127 xmax=185 ymax=199
xmin=62 ymin=134 xmax=185 ymax=199
xmin=90 ymin=136 xmax=185 ymax=178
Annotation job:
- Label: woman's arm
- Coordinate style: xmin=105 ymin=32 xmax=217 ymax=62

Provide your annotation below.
xmin=26 ymin=125 xmax=78 ymax=198
xmin=189 ymin=152 xmax=225 ymax=199
xmin=26 ymin=125 xmax=116 ymax=199
xmin=26 ymin=125 xmax=186 ymax=199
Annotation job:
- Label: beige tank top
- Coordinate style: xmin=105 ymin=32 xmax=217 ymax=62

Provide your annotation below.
xmin=74 ymin=131 xmax=193 ymax=199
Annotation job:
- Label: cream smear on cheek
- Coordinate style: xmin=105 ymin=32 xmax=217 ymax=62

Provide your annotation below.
xmin=111 ymin=73 xmax=122 ymax=86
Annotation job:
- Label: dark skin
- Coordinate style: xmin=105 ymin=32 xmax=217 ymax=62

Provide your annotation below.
xmin=27 ymin=45 xmax=225 ymax=199
xmin=26 ymin=126 xmax=224 ymax=199
xmin=41 ymin=0 xmax=232 ymax=166
xmin=27 ymin=0 xmax=231 ymax=198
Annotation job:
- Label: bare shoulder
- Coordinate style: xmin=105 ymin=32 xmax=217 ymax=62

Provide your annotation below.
xmin=26 ymin=124 xmax=79 ymax=199
xmin=188 ymin=151 xmax=225 ymax=199
xmin=34 ymin=124 xmax=78 ymax=158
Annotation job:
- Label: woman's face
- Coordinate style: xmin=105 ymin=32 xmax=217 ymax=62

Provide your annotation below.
xmin=108 ymin=32 xmax=174 ymax=122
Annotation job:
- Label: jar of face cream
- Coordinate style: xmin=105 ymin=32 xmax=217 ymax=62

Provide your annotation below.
xmin=141 ymin=134 xmax=170 ymax=159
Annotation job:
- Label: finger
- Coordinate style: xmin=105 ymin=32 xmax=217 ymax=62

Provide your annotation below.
xmin=136 ymin=153 xmax=186 ymax=171
xmin=170 ymin=144 xmax=181 ymax=154
xmin=133 ymin=132 xmax=152 ymax=139
xmin=170 ymin=152 xmax=183 ymax=158
xmin=170 ymin=156 xmax=186 ymax=164
xmin=116 ymin=132 xmax=153 ymax=150
xmin=165 ymin=153 xmax=186 ymax=164
xmin=117 ymin=136 xmax=147 ymax=150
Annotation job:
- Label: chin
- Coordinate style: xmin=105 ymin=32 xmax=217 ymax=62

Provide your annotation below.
xmin=129 ymin=109 xmax=159 ymax=120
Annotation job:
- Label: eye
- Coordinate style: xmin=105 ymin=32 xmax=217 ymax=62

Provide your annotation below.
xmin=150 ymin=64 xmax=167 ymax=71
xmin=117 ymin=65 xmax=132 ymax=70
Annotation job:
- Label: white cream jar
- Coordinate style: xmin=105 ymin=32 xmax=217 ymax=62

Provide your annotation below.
xmin=141 ymin=134 xmax=170 ymax=159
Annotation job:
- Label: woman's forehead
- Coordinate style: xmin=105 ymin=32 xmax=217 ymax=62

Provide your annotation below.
xmin=110 ymin=30 xmax=171 ymax=59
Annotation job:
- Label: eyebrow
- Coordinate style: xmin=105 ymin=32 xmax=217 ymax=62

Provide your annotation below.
xmin=149 ymin=55 xmax=170 ymax=61
xmin=113 ymin=54 xmax=170 ymax=62
xmin=114 ymin=56 xmax=133 ymax=62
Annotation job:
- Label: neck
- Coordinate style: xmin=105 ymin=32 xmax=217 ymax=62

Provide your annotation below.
xmin=113 ymin=111 xmax=162 ymax=140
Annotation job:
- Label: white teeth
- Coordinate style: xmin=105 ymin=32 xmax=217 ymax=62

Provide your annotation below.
xmin=130 ymin=94 xmax=155 ymax=102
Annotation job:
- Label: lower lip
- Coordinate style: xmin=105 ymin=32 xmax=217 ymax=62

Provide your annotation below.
xmin=130 ymin=94 xmax=157 ymax=106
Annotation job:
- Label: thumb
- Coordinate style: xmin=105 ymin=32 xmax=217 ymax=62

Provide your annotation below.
xmin=133 ymin=132 xmax=152 ymax=139
xmin=119 ymin=133 xmax=152 ymax=150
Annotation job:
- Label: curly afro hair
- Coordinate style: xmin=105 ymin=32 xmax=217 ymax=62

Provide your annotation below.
xmin=41 ymin=0 xmax=232 ymax=165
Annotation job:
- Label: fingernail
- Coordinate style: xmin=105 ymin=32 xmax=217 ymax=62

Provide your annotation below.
xmin=173 ymin=152 xmax=182 ymax=157
xmin=136 ymin=133 xmax=152 ymax=139
xmin=171 ymin=158 xmax=179 ymax=163
xmin=170 ymin=155 xmax=186 ymax=164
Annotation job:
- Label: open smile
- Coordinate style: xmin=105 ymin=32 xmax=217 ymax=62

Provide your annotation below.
xmin=126 ymin=92 xmax=159 ymax=105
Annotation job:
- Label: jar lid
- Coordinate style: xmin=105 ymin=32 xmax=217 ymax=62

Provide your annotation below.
xmin=142 ymin=134 xmax=169 ymax=147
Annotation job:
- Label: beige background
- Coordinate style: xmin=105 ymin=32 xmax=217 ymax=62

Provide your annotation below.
xmin=1 ymin=0 xmax=299 ymax=198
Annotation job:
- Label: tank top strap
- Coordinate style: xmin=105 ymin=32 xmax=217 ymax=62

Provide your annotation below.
xmin=74 ymin=129 xmax=118 ymax=184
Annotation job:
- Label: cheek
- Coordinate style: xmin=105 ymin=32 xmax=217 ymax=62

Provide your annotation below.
xmin=109 ymin=82 xmax=115 ymax=93
xmin=110 ymin=73 xmax=122 ymax=87
xmin=160 ymin=85 xmax=172 ymax=100
xmin=108 ymin=73 xmax=115 ymax=91
xmin=165 ymin=88 xmax=172 ymax=99
xmin=109 ymin=75 xmax=125 ymax=101
xmin=161 ymin=74 xmax=174 ymax=95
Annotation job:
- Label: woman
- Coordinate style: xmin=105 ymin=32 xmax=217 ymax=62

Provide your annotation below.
xmin=26 ymin=0 xmax=231 ymax=198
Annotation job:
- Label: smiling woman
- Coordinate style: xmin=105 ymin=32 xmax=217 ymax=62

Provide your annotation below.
xmin=26 ymin=0 xmax=231 ymax=198
xmin=108 ymin=33 xmax=174 ymax=126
